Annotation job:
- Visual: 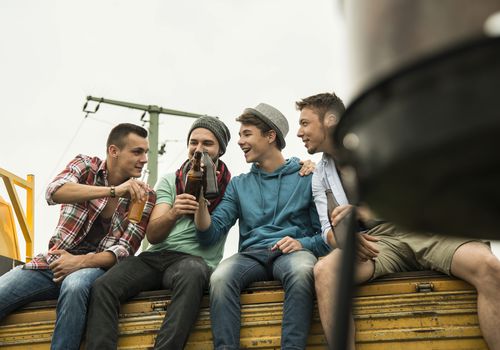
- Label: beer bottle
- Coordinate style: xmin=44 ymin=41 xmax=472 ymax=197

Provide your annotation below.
xmin=184 ymin=151 xmax=203 ymax=200
xmin=325 ymin=189 xmax=338 ymax=230
xmin=128 ymin=170 xmax=150 ymax=224
xmin=201 ymin=150 xmax=219 ymax=199
xmin=326 ymin=188 xmax=357 ymax=249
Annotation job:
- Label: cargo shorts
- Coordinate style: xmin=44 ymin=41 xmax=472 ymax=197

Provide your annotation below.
xmin=368 ymin=223 xmax=489 ymax=280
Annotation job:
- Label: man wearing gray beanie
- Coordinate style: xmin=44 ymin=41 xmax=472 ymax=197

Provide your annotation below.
xmin=194 ymin=103 xmax=330 ymax=350
xmin=85 ymin=116 xmax=232 ymax=350
xmin=187 ymin=116 xmax=231 ymax=156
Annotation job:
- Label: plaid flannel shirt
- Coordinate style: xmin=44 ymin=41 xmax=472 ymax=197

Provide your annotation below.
xmin=24 ymin=154 xmax=156 ymax=270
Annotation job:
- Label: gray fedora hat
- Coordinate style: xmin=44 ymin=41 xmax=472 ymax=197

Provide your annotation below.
xmin=243 ymin=103 xmax=289 ymax=149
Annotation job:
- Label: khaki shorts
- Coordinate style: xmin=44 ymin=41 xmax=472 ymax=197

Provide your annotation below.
xmin=369 ymin=223 xmax=489 ymax=280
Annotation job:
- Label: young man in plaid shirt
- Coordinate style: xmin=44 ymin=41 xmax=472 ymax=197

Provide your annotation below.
xmin=0 ymin=123 xmax=156 ymax=350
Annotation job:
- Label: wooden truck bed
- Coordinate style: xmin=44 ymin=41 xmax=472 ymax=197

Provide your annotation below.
xmin=0 ymin=271 xmax=486 ymax=349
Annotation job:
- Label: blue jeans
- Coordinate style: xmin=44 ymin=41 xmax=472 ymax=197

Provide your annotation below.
xmin=0 ymin=265 xmax=105 ymax=350
xmin=209 ymin=248 xmax=317 ymax=350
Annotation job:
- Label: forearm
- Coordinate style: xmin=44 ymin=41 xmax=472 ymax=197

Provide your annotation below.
xmin=79 ymin=251 xmax=116 ymax=269
xmin=52 ymin=182 xmax=111 ymax=204
xmin=326 ymin=229 xmax=339 ymax=249
xmin=146 ymin=209 xmax=178 ymax=244
xmin=194 ymin=199 xmax=211 ymax=231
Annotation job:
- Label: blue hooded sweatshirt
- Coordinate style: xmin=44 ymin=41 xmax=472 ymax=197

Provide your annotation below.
xmin=197 ymin=157 xmax=330 ymax=257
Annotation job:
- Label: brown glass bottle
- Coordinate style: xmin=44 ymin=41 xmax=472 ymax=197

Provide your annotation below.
xmin=201 ymin=150 xmax=219 ymax=199
xmin=325 ymin=189 xmax=339 ymax=230
xmin=184 ymin=151 xmax=203 ymax=200
xmin=326 ymin=188 xmax=356 ymax=249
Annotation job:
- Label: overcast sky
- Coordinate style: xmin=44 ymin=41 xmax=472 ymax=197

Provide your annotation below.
xmin=0 ymin=0 xmax=352 ymax=260
xmin=1 ymin=0 xmax=497 ymax=261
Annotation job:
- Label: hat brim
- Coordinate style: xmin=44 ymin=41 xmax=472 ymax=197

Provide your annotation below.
xmin=243 ymin=107 xmax=286 ymax=148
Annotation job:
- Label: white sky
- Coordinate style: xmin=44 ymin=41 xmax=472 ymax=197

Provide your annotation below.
xmin=1 ymin=0 xmax=498 ymax=261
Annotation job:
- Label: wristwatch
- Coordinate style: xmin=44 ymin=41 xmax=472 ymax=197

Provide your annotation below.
xmin=110 ymin=186 xmax=116 ymax=198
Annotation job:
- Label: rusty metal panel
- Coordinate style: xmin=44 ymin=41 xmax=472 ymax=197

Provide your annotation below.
xmin=354 ymin=271 xmax=485 ymax=349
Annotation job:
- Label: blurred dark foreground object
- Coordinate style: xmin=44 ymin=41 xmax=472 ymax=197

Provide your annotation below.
xmin=331 ymin=2 xmax=500 ymax=350
xmin=334 ymin=36 xmax=500 ymax=239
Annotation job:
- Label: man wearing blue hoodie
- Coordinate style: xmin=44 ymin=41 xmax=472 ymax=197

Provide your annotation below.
xmin=195 ymin=103 xmax=329 ymax=350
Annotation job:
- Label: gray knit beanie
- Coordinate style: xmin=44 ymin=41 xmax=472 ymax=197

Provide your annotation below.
xmin=187 ymin=116 xmax=231 ymax=155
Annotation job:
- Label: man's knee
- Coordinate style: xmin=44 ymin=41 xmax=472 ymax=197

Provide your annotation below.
xmin=210 ymin=266 xmax=226 ymax=288
xmin=478 ymin=254 xmax=500 ymax=286
xmin=314 ymin=251 xmax=341 ymax=281
xmin=59 ymin=275 xmax=97 ymax=307
xmin=314 ymin=257 xmax=330 ymax=281
xmin=61 ymin=273 xmax=95 ymax=297
xmin=288 ymin=263 xmax=314 ymax=284
xmin=209 ymin=264 xmax=235 ymax=297
xmin=89 ymin=272 xmax=121 ymax=302
xmin=180 ymin=258 xmax=209 ymax=278
xmin=452 ymin=243 xmax=500 ymax=288
xmin=279 ymin=252 xmax=316 ymax=290
xmin=173 ymin=257 xmax=210 ymax=286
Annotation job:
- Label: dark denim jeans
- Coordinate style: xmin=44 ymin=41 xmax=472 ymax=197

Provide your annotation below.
xmin=0 ymin=265 xmax=105 ymax=350
xmin=209 ymin=248 xmax=317 ymax=350
xmin=84 ymin=250 xmax=210 ymax=350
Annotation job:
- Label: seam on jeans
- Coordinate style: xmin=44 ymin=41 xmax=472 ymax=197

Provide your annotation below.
xmin=239 ymin=260 xmax=266 ymax=282
xmin=227 ymin=255 xmax=269 ymax=287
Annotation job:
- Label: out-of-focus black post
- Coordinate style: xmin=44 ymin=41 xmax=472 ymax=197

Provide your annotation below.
xmin=330 ymin=213 xmax=357 ymax=350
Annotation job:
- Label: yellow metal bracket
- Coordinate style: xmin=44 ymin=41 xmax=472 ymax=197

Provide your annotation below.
xmin=0 ymin=168 xmax=34 ymax=262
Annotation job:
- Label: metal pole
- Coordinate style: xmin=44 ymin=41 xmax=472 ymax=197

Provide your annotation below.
xmin=84 ymin=96 xmax=217 ymax=186
xmin=142 ymin=109 xmax=158 ymax=253
xmin=0 ymin=168 xmax=35 ymax=262
xmin=86 ymin=96 xmax=210 ymax=119
xmin=147 ymin=110 xmax=159 ymax=188
xmin=26 ymin=174 xmax=35 ymax=262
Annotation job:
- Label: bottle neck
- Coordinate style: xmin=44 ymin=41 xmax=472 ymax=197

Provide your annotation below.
xmin=191 ymin=152 xmax=202 ymax=172
xmin=192 ymin=162 xmax=201 ymax=171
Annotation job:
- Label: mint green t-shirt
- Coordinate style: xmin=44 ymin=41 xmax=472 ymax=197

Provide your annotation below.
xmin=146 ymin=173 xmax=225 ymax=270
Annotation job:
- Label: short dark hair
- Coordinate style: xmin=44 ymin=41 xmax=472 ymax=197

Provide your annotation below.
xmin=236 ymin=113 xmax=272 ymax=134
xmin=295 ymin=92 xmax=346 ymax=121
xmin=107 ymin=123 xmax=148 ymax=149
xmin=236 ymin=113 xmax=284 ymax=150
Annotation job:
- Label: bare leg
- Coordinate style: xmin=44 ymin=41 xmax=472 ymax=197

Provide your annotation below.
xmin=451 ymin=241 xmax=500 ymax=350
xmin=314 ymin=250 xmax=375 ymax=349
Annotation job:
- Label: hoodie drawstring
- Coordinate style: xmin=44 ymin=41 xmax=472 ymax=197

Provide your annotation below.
xmin=271 ymin=172 xmax=283 ymax=224
xmin=257 ymin=171 xmax=265 ymax=216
